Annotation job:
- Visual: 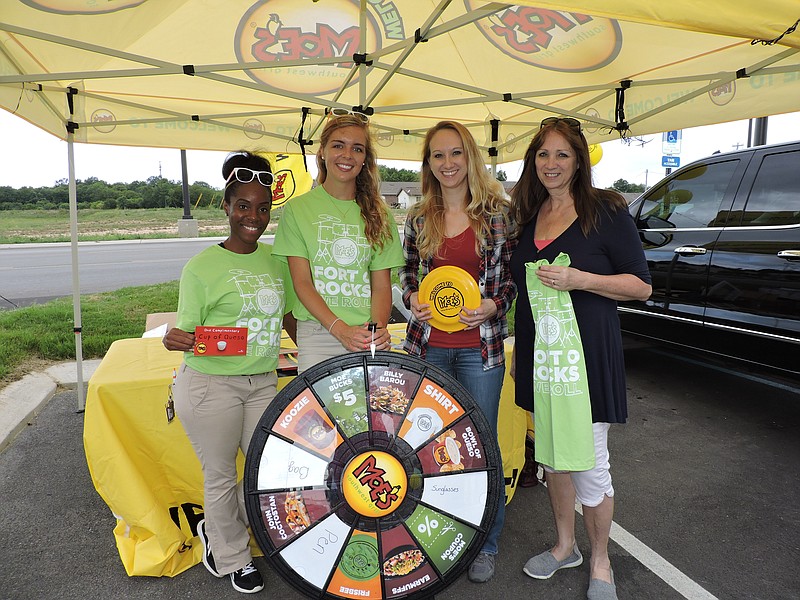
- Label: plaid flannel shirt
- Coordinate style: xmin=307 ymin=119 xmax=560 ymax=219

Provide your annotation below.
xmin=400 ymin=209 xmax=518 ymax=370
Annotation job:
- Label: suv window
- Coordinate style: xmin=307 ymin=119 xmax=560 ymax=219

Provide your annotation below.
xmin=739 ymin=149 xmax=800 ymax=227
xmin=638 ymin=160 xmax=739 ymax=229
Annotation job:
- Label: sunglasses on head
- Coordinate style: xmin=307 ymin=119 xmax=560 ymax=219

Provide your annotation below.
xmin=325 ymin=107 xmax=370 ymax=124
xmin=540 ymin=116 xmax=582 ymax=132
xmin=225 ymin=167 xmax=274 ymax=188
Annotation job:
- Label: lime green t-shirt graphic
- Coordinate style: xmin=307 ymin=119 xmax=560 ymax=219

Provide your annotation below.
xmin=272 ymin=185 xmax=404 ymax=325
xmin=525 ymin=253 xmax=595 ymax=471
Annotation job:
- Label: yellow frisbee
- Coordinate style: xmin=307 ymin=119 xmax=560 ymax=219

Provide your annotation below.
xmin=418 ymin=266 xmax=481 ymax=332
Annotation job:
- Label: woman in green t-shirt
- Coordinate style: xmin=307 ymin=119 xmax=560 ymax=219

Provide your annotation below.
xmin=162 ymin=151 xmax=297 ymax=594
xmin=273 ymin=111 xmax=403 ymax=372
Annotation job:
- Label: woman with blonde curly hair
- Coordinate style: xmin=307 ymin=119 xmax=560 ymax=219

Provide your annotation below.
xmin=400 ymin=120 xmax=518 ymax=584
xmin=273 ymin=111 xmax=403 ymax=372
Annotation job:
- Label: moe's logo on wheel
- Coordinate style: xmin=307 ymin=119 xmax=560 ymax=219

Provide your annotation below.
xmin=343 ymin=451 xmax=407 ymax=517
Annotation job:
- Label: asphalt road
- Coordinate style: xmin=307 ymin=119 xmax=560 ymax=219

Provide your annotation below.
xmin=0 ymin=238 xmax=228 ymax=309
xmin=1 ymin=344 xmax=798 ymax=600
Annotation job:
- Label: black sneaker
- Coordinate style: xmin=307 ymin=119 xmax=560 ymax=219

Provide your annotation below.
xmin=197 ymin=519 xmax=222 ymax=578
xmin=230 ymin=561 xmax=264 ymax=594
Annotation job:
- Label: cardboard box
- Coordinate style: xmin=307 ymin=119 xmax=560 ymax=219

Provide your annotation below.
xmin=144 ymin=312 xmax=177 ymax=337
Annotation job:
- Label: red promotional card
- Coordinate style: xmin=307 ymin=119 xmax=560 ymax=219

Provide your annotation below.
xmin=193 ymin=326 xmax=248 ymax=356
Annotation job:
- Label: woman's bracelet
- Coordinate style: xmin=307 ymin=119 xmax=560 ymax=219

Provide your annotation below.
xmin=328 ymin=317 xmax=342 ymax=333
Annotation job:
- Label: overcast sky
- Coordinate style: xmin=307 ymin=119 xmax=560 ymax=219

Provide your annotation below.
xmin=1 ymin=109 xmax=798 ymax=191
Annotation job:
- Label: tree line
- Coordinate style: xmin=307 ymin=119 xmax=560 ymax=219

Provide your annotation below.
xmin=0 ymin=166 xmax=421 ymax=211
xmin=0 ymin=168 xmax=640 ymax=211
xmin=0 ymin=176 xmax=219 ymax=211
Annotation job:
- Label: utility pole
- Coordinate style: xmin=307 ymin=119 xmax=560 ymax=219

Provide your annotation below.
xmin=177 ymin=149 xmax=199 ymax=238
xmin=748 ymin=117 xmax=769 ymax=147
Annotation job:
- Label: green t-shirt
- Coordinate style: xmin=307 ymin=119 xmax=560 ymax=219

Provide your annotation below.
xmin=176 ymin=242 xmax=295 ymax=376
xmin=272 ymin=185 xmax=404 ymax=325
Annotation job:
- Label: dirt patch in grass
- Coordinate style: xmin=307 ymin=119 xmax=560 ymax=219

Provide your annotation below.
xmin=0 ymin=357 xmax=57 ymax=389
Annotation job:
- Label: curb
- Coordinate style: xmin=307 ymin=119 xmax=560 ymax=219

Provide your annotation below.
xmin=0 ymin=360 xmax=102 ymax=453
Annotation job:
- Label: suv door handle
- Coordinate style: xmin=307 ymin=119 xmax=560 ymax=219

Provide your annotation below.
xmin=674 ymin=246 xmax=707 ymax=256
xmin=777 ymin=250 xmax=800 ymax=260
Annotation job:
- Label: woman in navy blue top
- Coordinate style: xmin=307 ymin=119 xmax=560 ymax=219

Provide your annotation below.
xmin=509 ymin=117 xmax=651 ymax=600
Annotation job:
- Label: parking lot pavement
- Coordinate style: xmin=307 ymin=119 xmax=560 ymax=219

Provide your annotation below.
xmin=1 ymin=346 xmax=798 ymax=600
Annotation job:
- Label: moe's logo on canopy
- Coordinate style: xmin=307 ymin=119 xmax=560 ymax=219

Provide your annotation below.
xmin=235 ymin=0 xmax=404 ymax=95
xmin=91 ymin=109 xmax=116 ymax=134
xmin=343 ymin=451 xmax=407 ymax=517
xmin=468 ymin=3 xmax=621 ymax=72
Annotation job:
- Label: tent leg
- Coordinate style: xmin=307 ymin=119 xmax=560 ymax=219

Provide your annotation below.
xmin=67 ymin=124 xmax=85 ymax=411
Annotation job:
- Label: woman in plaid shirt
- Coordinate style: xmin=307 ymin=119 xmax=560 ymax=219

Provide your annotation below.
xmin=399 ymin=120 xmax=518 ymax=584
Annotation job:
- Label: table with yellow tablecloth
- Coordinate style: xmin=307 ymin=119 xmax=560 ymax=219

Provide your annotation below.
xmin=83 ymin=331 xmax=527 ymax=577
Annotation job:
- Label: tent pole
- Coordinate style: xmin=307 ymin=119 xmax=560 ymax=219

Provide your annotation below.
xmin=66 ymin=120 xmax=86 ymax=412
xmin=489 ymin=118 xmax=499 ymax=178
xmin=180 ymin=149 xmax=191 ymax=219
xmin=358 ymin=0 xmax=367 ymax=108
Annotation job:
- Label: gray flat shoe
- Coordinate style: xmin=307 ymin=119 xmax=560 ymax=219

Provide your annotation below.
xmin=523 ymin=544 xmax=583 ymax=579
xmin=587 ymin=568 xmax=617 ymax=600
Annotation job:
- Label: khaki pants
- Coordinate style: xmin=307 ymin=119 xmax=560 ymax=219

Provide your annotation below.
xmin=296 ymin=320 xmax=348 ymax=373
xmin=173 ymin=364 xmax=277 ymax=574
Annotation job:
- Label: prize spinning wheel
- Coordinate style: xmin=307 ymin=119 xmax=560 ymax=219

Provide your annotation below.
xmin=244 ymin=351 xmax=501 ymax=600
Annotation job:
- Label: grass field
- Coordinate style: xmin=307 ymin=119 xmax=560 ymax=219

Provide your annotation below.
xmin=0 ymin=207 xmax=233 ymax=243
xmin=0 ymin=282 xmax=179 ymax=385
xmin=0 ymin=205 xmax=412 ymax=243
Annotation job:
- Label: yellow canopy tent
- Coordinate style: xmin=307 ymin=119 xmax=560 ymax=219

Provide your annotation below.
xmin=1 ymin=0 xmax=798 ymax=401
xmin=2 ymin=1 xmax=798 ymax=159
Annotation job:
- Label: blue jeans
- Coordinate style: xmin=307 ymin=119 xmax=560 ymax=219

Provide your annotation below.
xmin=424 ymin=346 xmax=506 ymax=556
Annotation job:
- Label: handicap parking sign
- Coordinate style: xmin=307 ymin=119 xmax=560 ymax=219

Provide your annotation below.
xmin=662 ymin=130 xmax=682 ymax=154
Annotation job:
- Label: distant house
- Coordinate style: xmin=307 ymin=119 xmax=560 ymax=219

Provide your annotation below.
xmin=381 ymin=182 xmax=422 ymax=209
xmin=381 ymin=180 xmax=518 ymax=208
xmin=501 ymin=181 xmax=516 ymax=198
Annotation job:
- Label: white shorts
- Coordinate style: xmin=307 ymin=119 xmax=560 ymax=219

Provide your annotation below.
xmin=543 ymin=422 xmax=614 ymax=507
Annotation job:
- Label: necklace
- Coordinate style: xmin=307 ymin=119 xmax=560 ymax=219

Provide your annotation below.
xmin=324 ymin=189 xmax=358 ymax=221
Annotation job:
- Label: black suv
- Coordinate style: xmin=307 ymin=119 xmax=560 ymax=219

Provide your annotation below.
xmin=619 ymin=141 xmax=800 ymax=385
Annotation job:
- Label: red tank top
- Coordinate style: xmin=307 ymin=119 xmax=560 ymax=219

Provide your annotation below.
xmin=429 ymin=227 xmax=481 ymax=348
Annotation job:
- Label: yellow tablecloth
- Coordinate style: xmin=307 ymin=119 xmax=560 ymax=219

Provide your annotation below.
xmin=84 ymin=332 xmax=527 ymax=577
xmin=84 ymin=337 xmax=205 ymax=576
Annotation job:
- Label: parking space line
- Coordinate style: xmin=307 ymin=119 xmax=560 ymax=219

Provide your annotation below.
xmin=609 ymin=520 xmax=719 ymax=600
xmin=575 ymin=504 xmax=719 ymax=599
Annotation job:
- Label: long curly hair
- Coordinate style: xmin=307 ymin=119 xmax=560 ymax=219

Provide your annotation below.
xmin=511 ymin=120 xmax=626 ymax=235
xmin=316 ymin=114 xmax=393 ymax=249
xmin=410 ymin=120 xmax=513 ymax=260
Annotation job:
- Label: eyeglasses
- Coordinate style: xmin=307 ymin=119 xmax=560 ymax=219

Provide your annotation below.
xmin=225 ymin=167 xmax=274 ymax=188
xmin=540 ymin=116 xmax=582 ymax=132
xmin=326 ymin=107 xmax=370 ymax=124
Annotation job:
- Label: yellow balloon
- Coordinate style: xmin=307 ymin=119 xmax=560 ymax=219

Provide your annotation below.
xmin=589 ymin=144 xmax=603 ymax=166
